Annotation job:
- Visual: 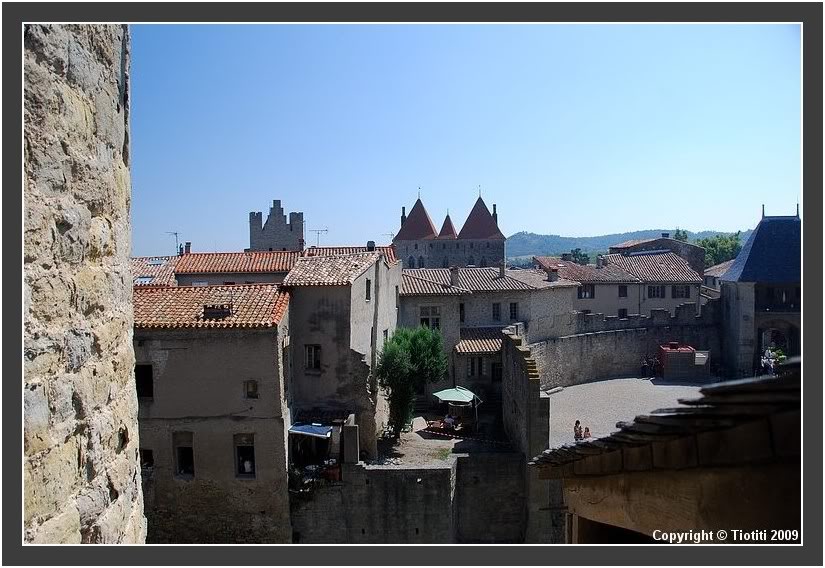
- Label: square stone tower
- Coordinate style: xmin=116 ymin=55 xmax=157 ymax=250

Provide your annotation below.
xmin=249 ymin=199 xmax=305 ymax=251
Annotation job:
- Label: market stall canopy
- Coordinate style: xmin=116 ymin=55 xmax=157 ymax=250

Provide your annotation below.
xmin=432 ymin=386 xmax=481 ymax=405
xmin=288 ymin=423 xmax=332 ymax=439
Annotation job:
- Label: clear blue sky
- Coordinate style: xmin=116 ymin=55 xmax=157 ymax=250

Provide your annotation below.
xmin=131 ymin=24 xmax=801 ymax=256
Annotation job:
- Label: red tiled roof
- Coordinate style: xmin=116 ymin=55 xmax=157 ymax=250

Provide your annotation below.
xmin=303 ymin=245 xmax=397 ymax=263
xmin=457 ymin=197 xmax=505 ymax=240
xmin=504 ymin=267 xmax=581 ymax=289
xmin=438 ymin=214 xmax=458 ymax=239
xmin=130 ymin=256 xmax=180 ymax=286
xmin=283 ymin=252 xmax=381 ymax=286
xmin=404 ymin=267 xmax=534 ymax=292
xmin=401 ymin=272 xmax=469 ymax=296
xmin=604 ymin=252 xmax=702 ymax=284
xmin=455 ymin=327 xmax=504 ymax=354
xmin=704 ymin=259 xmax=735 ymax=278
xmin=534 ymin=257 xmax=640 ymax=283
xmin=133 ymin=284 xmax=289 ymax=329
xmin=395 ymin=198 xmax=438 ymax=240
xmin=174 ymin=251 xmax=300 ymax=274
xmin=610 ymin=238 xmax=655 ymax=249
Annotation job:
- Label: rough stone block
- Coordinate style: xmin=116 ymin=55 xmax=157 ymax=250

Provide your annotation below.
xmin=29 ymin=504 xmax=82 ymax=544
xmin=24 ymin=382 xmax=50 ymax=454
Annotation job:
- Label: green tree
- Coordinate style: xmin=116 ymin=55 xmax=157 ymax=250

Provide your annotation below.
xmin=569 ymin=248 xmax=590 ymax=265
xmin=695 ymin=232 xmax=742 ymax=267
xmin=673 ymin=228 xmax=689 ymax=242
xmin=375 ymin=327 xmax=448 ymax=436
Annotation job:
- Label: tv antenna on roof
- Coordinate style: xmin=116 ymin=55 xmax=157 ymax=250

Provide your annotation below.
xmin=382 ymin=232 xmax=395 ymax=242
xmin=166 ymin=231 xmax=180 ymax=255
xmin=308 ymin=227 xmax=328 ymax=247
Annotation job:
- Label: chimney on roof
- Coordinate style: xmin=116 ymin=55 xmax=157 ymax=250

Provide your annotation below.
xmin=366 ymin=240 xmax=376 ymax=252
xmin=401 ymin=206 xmax=407 ymax=226
xmin=178 ymin=244 xmax=184 ymax=256
xmin=661 ymin=232 xmax=669 ymax=239
xmin=596 ymin=255 xmax=605 ymax=268
xmin=184 ymin=241 xmax=191 ymax=254
xmin=546 ymin=268 xmax=558 ymax=282
xmin=499 ymin=261 xmax=506 ymax=278
xmin=561 ymin=252 xmax=572 ymax=261
xmin=492 ymin=204 xmax=498 ymax=224
xmin=449 ymin=266 xmax=459 ymax=287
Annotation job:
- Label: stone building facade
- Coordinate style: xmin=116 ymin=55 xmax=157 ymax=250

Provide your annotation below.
xmin=720 ymin=213 xmax=801 ymax=377
xmin=609 ymin=233 xmax=706 ymax=276
xmin=283 ymin=252 xmax=401 ymax=458
xmin=393 ymin=197 xmax=506 ymax=268
xmin=248 ymin=199 xmax=305 ymax=252
xmin=24 ymin=24 xmax=145 ymax=543
xmin=133 ymin=285 xmax=292 ymax=543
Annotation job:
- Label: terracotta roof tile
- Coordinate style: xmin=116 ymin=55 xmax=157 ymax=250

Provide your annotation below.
xmin=457 ymin=197 xmax=504 ymax=240
xmin=130 ymin=256 xmax=180 ymax=286
xmin=175 ymin=251 xmax=300 ymax=274
xmin=604 ymin=252 xmax=702 ymax=284
xmin=610 ymin=238 xmax=655 ymax=249
xmin=303 ymin=245 xmax=397 ymax=263
xmin=401 ymin=272 xmax=470 ymax=296
xmin=404 ymin=267 xmax=534 ymax=292
xmin=704 ymin=259 xmax=735 ymax=278
xmin=395 ymin=198 xmax=438 ymax=240
xmin=283 ymin=252 xmax=381 ymax=286
xmin=455 ymin=327 xmax=504 ymax=354
xmin=134 ymin=284 xmax=289 ymax=329
xmin=504 ymin=267 xmax=581 ymax=289
xmin=534 ymin=257 xmax=640 ymax=284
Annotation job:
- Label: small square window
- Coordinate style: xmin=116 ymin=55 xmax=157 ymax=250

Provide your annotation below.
xmin=492 ymin=303 xmax=501 ymax=321
xmin=140 ymin=449 xmax=154 ymax=468
xmin=618 ymin=308 xmax=628 ymax=319
xmin=244 ymin=380 xmax=259 ymax=399
xmin=618 ymin=285 xmax=628 ymax=298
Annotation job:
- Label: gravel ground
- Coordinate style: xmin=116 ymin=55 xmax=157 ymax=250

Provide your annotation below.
xmin=548 ymin=377 xmax=707 ymax=448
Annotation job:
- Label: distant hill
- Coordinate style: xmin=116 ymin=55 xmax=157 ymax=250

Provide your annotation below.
xmin=505 ymin=229 xmax=753 ymax=260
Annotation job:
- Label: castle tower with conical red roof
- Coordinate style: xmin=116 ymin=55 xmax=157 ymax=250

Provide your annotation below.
xmin=393 ymin=195 xmax=505 ymax=268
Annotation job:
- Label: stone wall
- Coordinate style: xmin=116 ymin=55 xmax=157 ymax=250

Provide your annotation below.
xmin=395 ymin=239 xmax=505 ymax=269
xmin=500 ymin=329 xmax=559 ymax=543
xmin=249 ymin=199 xmax=304 ymax=252
xmin=24 ymin=24 xmax=145 ymax=543
xmin=529 ymin=301 xmax=722 ymax=389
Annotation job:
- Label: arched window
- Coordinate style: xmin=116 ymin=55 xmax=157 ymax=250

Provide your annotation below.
xmin=481 ymin=257 xmax=487 ymax=267
xmin=442 ymin=257 xmax=449 ymax=268
xmin=419 ymin=256 xmax=425 ymax=268
xmin=408 ymin=256 xmax=416 ymax=268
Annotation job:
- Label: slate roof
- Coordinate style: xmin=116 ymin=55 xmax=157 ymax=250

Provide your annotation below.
xmin=457 ymin=197 xmax=505 ymax=240
xmin=401 ymin=272 xmax=470 ymax=296
xmin=438 ymin=214 xmax=458 ymax=239
xmin=174 ymin=251 xmax=300 ymax=274
xmin=704 ymin=259 xmax=735 ymax=278
xmin=134 ymin=284 xmax=289 ymax=329
xmin=403 ymin=267 xmax=535 ymax=292
xmin=721 ymin=216 xmax=801 ymax=283
xmin=283 ymin=252 xmax=381 ymax=286
xmin=534 ymin=257 xmax=640 ymax=284
xmin=303 ymin=245 xmax=397 ymax=263
xmin=604 ymin=251 xmax=702 ymax=284
xmin=455 ymin=327 xmax=505 ymax=354
xmin=130 ymin=256 xmax=180 ymax=286
xmin=529 ymin=358 xmax=800 ymax=473
xmin=395 ymin=198 xmax=439 ymax=240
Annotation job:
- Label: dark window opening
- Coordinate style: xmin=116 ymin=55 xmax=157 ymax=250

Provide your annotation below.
xmin=672 ymin=285 xmax=691 ymax=299
xmin=648 ymin=285 xmax=666 ymax=299
xmin=203 ymin=303 xmax=232 ymax=319
xmin=135 ymin=364 xmax=153 ymax=399
xmin=235 ymin=434 xmax=256 ymax=478
xmin=175 ymin=446 xmax=194 ymax=478
xmin=408 ymin=256 xmax=415 ymax=268
xmin=578 ymin=284 xmax=595 ymax=299
xmin=305 ymin=345 xmax=322 ymax=371
xmin=244 ymin=380 xmax=259 ymax=399
xmin=618 ymin=308 xmax=628 ymax=319
xmin=459 ymin=303 xmax=465 ymax=323
xmin=492 ymin=302 xmax=501 ymax=321
xmin=509 ymin=302 xmax=519 ymax=320
xmin=618 ymin=285 xmax=628 ymax=298
xmin=139 ymin=449 xmax=154 ymax=468
xmin=366 ymin=278 xmax=371 ymax=301
xmin=420 ymin=306 xmax=441 ymax=330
